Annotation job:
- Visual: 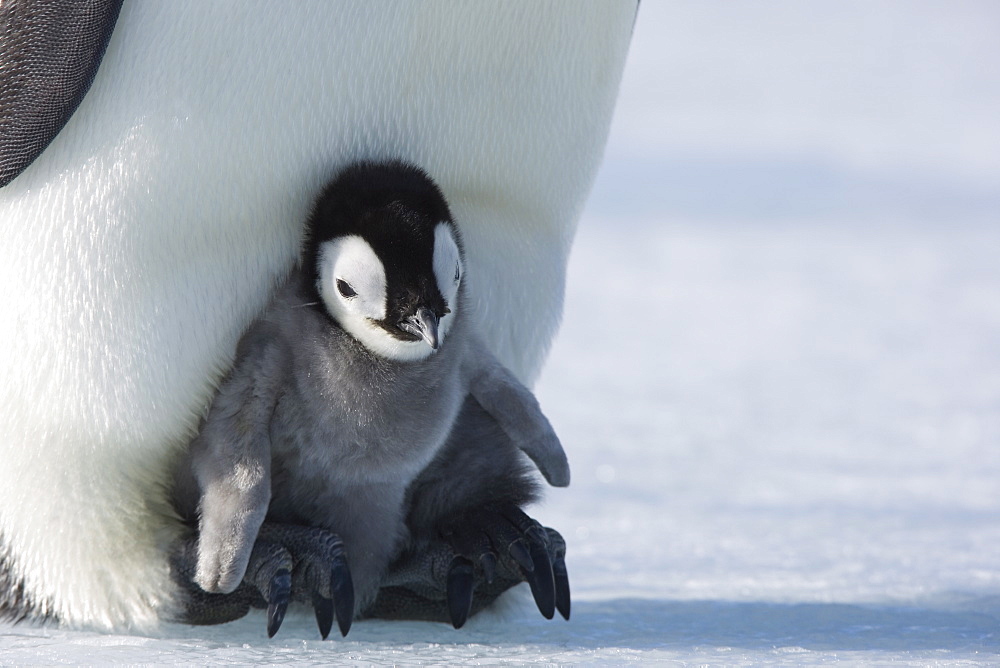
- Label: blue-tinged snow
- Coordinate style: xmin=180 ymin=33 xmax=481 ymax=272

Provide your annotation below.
xmin=3 ymin=1 xmax=999 ymax=664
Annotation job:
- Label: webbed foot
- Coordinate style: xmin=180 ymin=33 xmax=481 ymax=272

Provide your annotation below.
xmin=171 ymin=522 xmax=354 ymax=639
xmin=368 ymin=503 xmax=569 ymax=628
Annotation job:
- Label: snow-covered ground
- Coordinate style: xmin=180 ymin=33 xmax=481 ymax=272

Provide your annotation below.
xmin=3 ymin=1 xmax=999 ymax=664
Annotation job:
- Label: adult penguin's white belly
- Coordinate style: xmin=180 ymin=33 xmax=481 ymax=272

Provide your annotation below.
xmin=0 ymin=1 xmax=635 ymax=629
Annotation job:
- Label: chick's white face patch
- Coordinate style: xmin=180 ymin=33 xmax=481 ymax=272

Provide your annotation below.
xmin=432 ymin=223 xmax=463 ymax=343
xmin=317 ymin=235 xmax=435 ymax=362
xmin=318 ymin=235 xmax=386 ymax=321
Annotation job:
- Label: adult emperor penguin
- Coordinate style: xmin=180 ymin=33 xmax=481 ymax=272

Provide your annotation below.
xmin=0 ymin=1 xmax=637 ymax=630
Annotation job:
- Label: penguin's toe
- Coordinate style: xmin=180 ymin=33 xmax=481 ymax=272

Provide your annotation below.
xmin=169 ymin=523 xmax=355 ymax=639
xmin=443 ymin=502 xmax=568 ymax=621
xmin=364 ymin=502 xmax=570 ymax=625
xmin=252 ymin=523 xmax=355 ymax=639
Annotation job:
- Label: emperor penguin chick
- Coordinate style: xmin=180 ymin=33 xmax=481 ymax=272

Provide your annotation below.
xmin=183 ymin=161 xmax=570 ymax=637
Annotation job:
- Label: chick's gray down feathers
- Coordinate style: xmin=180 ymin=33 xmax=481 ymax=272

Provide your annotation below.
xmin=171 ymin=163 xmax=570 ymax=636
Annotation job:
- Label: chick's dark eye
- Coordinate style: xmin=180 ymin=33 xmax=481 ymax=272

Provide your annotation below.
xmin=336 ymin=279 xmax=357 ymax=298
xmin=454 ymin=263 xmax=461 ymax=283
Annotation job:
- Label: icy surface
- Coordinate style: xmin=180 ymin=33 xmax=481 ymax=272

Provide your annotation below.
xmin=3 ymin=1 xmax=1000 ymax=664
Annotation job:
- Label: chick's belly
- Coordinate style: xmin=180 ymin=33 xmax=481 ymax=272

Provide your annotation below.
xmin=267 ymin=416 xmax=452 ymax=503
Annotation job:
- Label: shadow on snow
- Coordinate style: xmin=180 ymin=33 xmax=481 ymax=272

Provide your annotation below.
xmin=515 ymin=597 xmax=1000 ymax=653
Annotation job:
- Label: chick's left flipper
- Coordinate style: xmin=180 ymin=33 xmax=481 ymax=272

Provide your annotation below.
xmin=170 ymin=523 xmax=355 ymax=639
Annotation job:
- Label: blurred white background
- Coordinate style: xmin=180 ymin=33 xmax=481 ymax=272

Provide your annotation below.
xmin=591 ymin=0 xmax=1000 ymax=224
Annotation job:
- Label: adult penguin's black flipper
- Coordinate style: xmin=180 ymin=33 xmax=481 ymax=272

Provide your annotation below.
xmin=0 ymin=0 xmax=124 ymax=187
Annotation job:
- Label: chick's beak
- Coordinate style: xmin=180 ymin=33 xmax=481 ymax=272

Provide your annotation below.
xmin=399 ymin=306 xmax=440 ymax=349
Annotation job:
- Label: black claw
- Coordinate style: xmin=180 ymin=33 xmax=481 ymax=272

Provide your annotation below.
xmin=553 ymin=557 xmax=571 ymax=620
xmin=312 ymin=593 xmax=334 ymax=640
xmin=523 ymin=532 xmax=555 ymax=619
xmin=446 ymin=556 xmax=475 ymax=629
xmin=266 ymin=569 xmax=292 ymax=638
xmin=331 ymin=561 xmax=355 ymax=637
xmin=508 ymin=539 xmax=534 ymax=572
xmin=479 ymin=551 xmax=497 ymax=584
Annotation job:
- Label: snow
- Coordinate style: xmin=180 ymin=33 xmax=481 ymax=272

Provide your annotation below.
xmin=3 ymin=1 xmax=1000 ymax=664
